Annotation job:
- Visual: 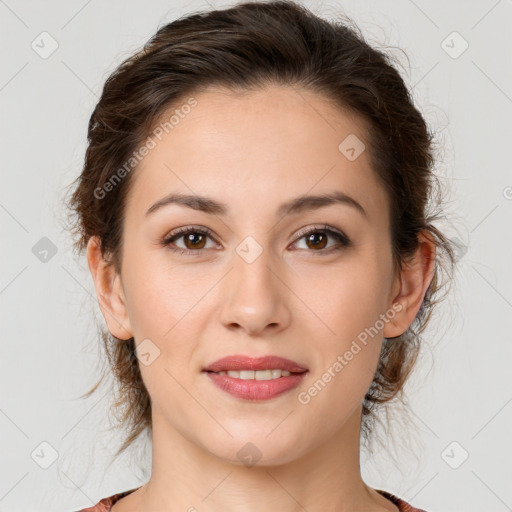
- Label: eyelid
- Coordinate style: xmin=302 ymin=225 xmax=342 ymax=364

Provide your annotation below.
xmin=162 ymin=223 xmax=351 ymax=255
xmin=161 ymin=225 xmax=220 ymax=249
xmin=292 ymin=224 xmax=349 ymax=244
xmin=289 ymin=224 xmax=351 ymax=253
xmin=162 ymin=225 xmax=215 ymax=240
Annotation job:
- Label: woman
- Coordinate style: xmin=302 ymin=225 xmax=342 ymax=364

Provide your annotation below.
xmin=66 ymin=1 xmax=456 ymax=510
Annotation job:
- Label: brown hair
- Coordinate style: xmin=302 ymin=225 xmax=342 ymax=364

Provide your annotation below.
xmin=64 ymin=0 xmax=456 ymax=460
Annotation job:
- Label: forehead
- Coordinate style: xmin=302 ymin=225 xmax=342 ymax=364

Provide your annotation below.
xmin=125 ymin=85 xmax=389 ymax=225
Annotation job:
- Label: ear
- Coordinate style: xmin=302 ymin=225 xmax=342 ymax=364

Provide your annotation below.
xmin=86 ymin=236 xmax=133 ymax=340
xmin=383 ymin=231 xmax=437 ymax=338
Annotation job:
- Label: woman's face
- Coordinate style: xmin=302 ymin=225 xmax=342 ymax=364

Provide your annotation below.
xmin=95 ymin=85 xmax=408 ymax=465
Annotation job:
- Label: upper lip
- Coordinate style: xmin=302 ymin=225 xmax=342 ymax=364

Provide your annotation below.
xmin=203 ymin=355 xmax=308 ymax=373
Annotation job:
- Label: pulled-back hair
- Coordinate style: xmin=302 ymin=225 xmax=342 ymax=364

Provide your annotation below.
xmin=65 ymin=0 xmax=456 ymax=460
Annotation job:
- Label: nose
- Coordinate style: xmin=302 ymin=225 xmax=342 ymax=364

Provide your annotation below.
xmin=219 ymin=248 xmax=291 ymax=336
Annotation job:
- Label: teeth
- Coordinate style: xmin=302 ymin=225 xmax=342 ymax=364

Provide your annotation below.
xmin=216 ymin=369 xmax=292 ymax=379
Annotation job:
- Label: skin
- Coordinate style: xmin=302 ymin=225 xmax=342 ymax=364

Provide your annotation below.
xmin=87 ymin=85 xmax=436 ymax=512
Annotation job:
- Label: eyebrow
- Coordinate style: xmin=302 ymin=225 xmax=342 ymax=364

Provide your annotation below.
xmin=145 ymin=190 xmax=367 ymax=219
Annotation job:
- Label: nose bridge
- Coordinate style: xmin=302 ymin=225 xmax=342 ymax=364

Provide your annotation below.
xmin=219 ymin=239 xmax=289 ymax=334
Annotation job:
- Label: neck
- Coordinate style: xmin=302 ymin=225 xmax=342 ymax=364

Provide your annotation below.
xmin=132 ymin=404 xmax=394 ymax=512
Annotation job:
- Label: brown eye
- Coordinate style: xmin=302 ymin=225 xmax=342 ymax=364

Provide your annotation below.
xmin=162 ymin=226 xmax=218 ymax=255
xmin=162 ymin=224 xmax=350 ymax=256
xmin=304 ymin=232 xmax=328 ymax=250
xmin=182 ymin=232 xmax=207 ymax=250
xmin=292 ymin=225 xmax=351 ymax=254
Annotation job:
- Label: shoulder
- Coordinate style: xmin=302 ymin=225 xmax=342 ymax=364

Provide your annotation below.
xmin=376 ymin=489 xmax=428 ymax=512
xmin=73 ymin=495 xmax=114 ymax=512
xmin=73 ymin=487 xmax=140 ymax=512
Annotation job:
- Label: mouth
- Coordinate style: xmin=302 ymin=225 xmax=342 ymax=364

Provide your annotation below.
xmin=204 ymin=368 xmax=306 ymax=380
xmin=202 ymin=355 xmax=308 ymax=400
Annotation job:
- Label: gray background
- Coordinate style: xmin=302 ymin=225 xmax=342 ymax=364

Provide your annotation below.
xmin=1 ymin=0 xmax=511 ymax=511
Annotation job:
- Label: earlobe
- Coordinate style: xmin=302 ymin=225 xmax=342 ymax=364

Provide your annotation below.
xmin=86 ymin=236 xmax=133 ymax=340
xmin=383 ymin=231 xmax=437 ymax=339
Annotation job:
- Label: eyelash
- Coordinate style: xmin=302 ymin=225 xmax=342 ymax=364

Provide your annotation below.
xmin=161 ymin=224 xmax=351 ymax=256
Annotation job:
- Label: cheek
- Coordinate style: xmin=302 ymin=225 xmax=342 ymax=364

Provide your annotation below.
xmin=294 ymin=259 xmax=388 ymax=340
xmin=122 ymin=249 xmax=206 ymax=338
xmin=121 ymin=253 xmax=215 ymax=395
xmin=294 ymin=260 xmax=387 ymax=395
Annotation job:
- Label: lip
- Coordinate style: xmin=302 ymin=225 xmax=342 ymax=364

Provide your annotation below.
xmin=202 ymin=355 xmax=308 ymax=373
xmin=205 ymin=371 xmax=307 ymax=401
xmin=202 ymin=355 xmax=308 ymax=402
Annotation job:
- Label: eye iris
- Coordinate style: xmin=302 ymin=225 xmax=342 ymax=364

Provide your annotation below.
xmin=305 ymin=232 xmax=327 ymax=250
xmin=184 ymin=232 xmax=206 ymax=250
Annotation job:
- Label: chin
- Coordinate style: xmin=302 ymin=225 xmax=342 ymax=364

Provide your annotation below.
xmin=205 ymin=435 xmax=305 ymax=469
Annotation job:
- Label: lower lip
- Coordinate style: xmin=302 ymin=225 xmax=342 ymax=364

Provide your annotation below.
xmin=204 ymin=371 xmax=307 ymax=401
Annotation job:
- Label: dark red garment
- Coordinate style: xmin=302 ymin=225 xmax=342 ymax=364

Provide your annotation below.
xmin=75 ymin=487 xmax=427 ymax=511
